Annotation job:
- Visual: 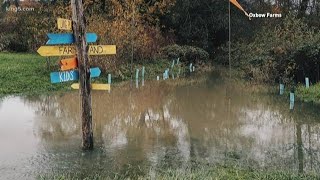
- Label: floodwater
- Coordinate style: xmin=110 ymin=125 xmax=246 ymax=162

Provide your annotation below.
xmin=1 ymin=73 xmax=320 ymax=179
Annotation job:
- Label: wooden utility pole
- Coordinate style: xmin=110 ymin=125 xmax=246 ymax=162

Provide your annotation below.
xmin=71 ymin=0 xmax=93 ymax=150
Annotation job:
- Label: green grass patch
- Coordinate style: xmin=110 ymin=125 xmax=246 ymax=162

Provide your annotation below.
xmin=296 ymin=83 xmax=320 ymax=104
xmin=0 ymin=52 xmax=72 ymax=96
xmin=0 ymin=53 xmax=204 ymax=96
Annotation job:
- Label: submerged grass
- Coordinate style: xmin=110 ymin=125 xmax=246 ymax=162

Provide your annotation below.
xmin=216 ymin=66 xmax=320 ymax=105
xmin=38 ymin=166 xmax=320 ymax=180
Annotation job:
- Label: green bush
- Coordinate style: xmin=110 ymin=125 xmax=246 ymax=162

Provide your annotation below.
xmin=296 ymin=83 xmax=320 ymax=103
xmin=0 ymin=32 xmax=32 ymax=52
xmin=160 ymin=44 xmax=185 ymax=58
xmin=216 ymin=13 xmax=320 ymax=84
xmin=161 ymin=44 xmax=209 ymax=64
xmin=0 ymin=33 xmax=10 ymax=51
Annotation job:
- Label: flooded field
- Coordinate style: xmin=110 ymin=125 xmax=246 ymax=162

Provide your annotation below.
xmin=1 ymin=73 xmax=320 ymax=179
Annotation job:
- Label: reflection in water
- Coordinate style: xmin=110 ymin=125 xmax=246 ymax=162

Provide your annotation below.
xmin=296 ymin=123 xmax=303 ymax=173
xmin=1 ymin=76 xmax=320 ymax=179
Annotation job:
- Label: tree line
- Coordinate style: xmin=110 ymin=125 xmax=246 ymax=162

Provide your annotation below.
xmin=0 ymin=0 xmax=319 ymax=84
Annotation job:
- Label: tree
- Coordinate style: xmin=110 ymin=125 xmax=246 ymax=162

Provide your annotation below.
xmin=298 ymin=0 xmax=309 ymax=17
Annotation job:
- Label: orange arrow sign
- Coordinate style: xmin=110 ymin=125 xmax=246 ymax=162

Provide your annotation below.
xmin=230 ymin=0 xmax=251 ymax=20
xmin=60 ymin=57 xmax=78 ymax=71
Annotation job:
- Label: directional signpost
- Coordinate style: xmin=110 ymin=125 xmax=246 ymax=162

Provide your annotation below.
xmin=46 ymin=33 xmax=98 ymax=45
xmin=37 ymin=45 xmax=116 ymax=56
xmin=37 ymin=0 xmax=117 ymax=150
xmin=71 ymin=83 xmax=111 ymax=91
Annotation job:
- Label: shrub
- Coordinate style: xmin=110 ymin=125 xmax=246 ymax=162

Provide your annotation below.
xmin=216 ymin=14 xmax=320 ymax=84
xmin=160 ymin=44 xmax=185 ymax=58
xmin=0 ymin=33 xmax=11 ymax=51
xmin=160 ymin=44 xmax=209 ymax=64
xmin=0 ymin=0 xmax=173 ymax=66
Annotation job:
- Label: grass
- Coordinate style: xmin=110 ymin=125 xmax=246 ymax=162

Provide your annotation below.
xmin=38 ymin=166 xmax=320 ymax=180
xmin=0 ymin=53 xmax=197 ymax=96
xmin=0 ymin=52 xmax=71 ymax=96
xmin=296 ymin=83 xmax=320 ymax=104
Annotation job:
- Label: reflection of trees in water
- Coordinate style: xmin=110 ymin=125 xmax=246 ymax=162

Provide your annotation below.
xmin=99 ymin=83 xmax=191 ymax=171
xmin=248 ymin=97 xmax=320 ymax=173
xmin=294 ymin=122 xmax=320 ymax=174
xmin=23 ymin=82 xmax=189 ymax=176
xmin=165 ymin=82 xmax=320 ymax=173
xmin=235 ymin=93 xmax=320 ymax=173
xmin=23 ymin=94 xmax=80 ymax=142
xmin=23 ymin=81 xmax=320 ymax=175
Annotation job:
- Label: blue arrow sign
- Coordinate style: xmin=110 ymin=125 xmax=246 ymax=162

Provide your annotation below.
xmin=50 ymin=67 xmax=101 ymax=83
xmin=46 ymin=33 xmax=98 ymax=45
xmin=89 ymin=67 xmax=101 ymax=78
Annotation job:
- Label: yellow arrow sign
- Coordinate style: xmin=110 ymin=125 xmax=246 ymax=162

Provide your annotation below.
xmin=37 ymin=45 xmax=117 ymax=56
xmin=57 ymin=18 xmax=72 ymax=30
xmin=71 ymin=83 xmax=111 ymax=91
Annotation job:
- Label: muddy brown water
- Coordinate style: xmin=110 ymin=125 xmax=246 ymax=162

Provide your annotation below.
xmin=1 ymin=74 xmax=320 ymax=179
